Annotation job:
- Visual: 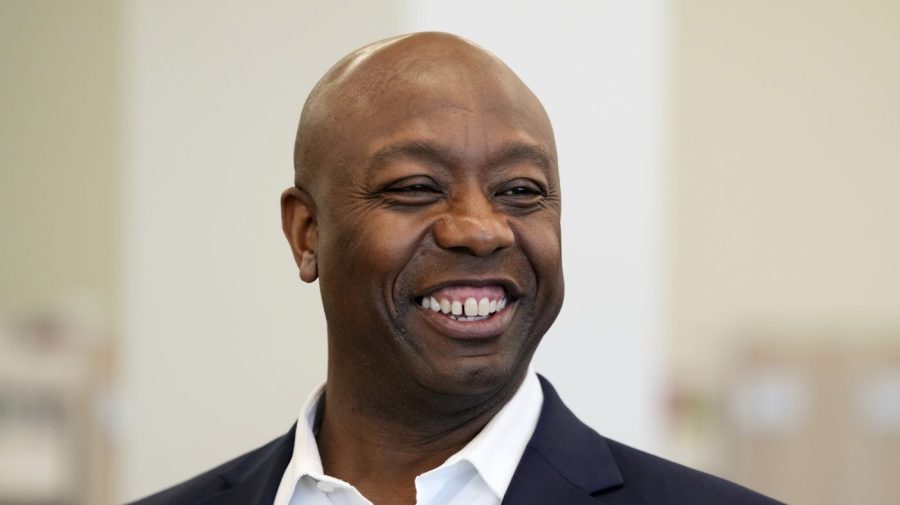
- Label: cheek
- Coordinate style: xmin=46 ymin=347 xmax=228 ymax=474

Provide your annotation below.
xmin=514 ymin=215 xmax=562 ymax=280
xmin=512 ymin=216 xmax=565 ymax=336
xmin=320 ymin=209 xmax=426 ymax=296
xmin=316 ymin=210 xmax=427 ymax=344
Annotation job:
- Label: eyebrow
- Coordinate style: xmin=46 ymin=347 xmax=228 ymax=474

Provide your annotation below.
xmin=485 ymin=142 xmax=556 ymax=174
xmin=369 ymin=140 xmax=555 ymax=175
xmin=369 ymin=141 xmax=463 ymax=171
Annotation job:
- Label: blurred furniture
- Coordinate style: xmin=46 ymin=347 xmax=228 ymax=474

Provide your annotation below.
xmin=725 ymin=336 xmax=900 ymax=505
xmin=0 ymin=308 xmax=115 ymax=505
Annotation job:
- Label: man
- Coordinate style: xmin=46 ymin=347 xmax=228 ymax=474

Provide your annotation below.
xmin=132 ymin=32 xmax=780 ymax=505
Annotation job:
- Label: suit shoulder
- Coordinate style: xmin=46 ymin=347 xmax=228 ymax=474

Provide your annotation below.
xmin=604 ymin=438 xmax=784 ymax=504
xmin=126 ymin=434 xmax=287 ymax=505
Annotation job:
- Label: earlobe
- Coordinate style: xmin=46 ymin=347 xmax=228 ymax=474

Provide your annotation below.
xmin=280 ymin=186 xmax=319 ymax=283
xmin=299 ymin=250 xmax=317 ymax=282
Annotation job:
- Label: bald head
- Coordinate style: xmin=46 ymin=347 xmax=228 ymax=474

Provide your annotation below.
xmin=292 ymin=32 xmax=555 ymax=196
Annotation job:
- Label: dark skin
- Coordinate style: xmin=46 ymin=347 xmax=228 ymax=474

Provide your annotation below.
xmin=281 ymin=33 xmax=564 ymax=505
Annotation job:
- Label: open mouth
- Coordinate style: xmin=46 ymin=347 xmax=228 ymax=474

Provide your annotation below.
xmin=415 ymin=284 xmax=509 ymax=322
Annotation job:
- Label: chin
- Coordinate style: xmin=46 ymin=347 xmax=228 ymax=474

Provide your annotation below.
xmin=420 ymin=354 xmax=525 ymax=397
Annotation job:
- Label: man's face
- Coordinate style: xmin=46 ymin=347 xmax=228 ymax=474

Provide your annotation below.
xmin=302 ymin=53 xmax=563 ymax=397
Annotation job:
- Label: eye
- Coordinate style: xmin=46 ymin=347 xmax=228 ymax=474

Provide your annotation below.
xmin=498 ymin=185 xmax=542 ymax=197
xmin=379 ymin=177 xmax=444 ymax=206
xmin=495 ymin=179 xmax=547 ymax=207
xmin=385 ymin=183 xmax=441 ymax=194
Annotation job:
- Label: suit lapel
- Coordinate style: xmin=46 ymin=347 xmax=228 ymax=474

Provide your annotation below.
xmin=199 ymin=425 xmax=296 ymax=505
xmin=502 ymin=376 xmax=629 ymax=505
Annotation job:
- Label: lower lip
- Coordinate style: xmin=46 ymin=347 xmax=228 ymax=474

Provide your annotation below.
xmin=416 ymin=302 xmax=516 ymax=340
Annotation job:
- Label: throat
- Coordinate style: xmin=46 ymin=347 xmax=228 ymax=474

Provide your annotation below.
xmin=314 ymin=407 xmax=479 ymax=503
xmin=313 ymin=378 xmax=514 ymax=489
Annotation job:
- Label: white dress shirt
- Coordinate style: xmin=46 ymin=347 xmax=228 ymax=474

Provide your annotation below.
xmin=272 ymin=369 xmax=543 ymax=505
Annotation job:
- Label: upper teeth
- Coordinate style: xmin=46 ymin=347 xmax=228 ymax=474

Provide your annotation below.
xmin=420 ymin=296 xmax=507 ymax=317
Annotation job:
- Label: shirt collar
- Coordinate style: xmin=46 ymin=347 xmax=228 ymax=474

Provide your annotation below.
xmin=275 ymin=368 xmax=543 ymax=503
xmin=273 ymin=383 xmax=350 ymax=505
xmin=433 ymin=369 xmax=543 ymax=498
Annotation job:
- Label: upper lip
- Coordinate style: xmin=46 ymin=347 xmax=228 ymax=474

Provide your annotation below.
xmin=414 ymin=276 xmax=524 ymax=300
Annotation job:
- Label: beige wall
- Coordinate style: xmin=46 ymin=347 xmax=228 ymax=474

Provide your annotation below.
xmin=670 ymin=0 xmax=900 ymax=378
xmin=670 ymin=3 xmax=900 ymax=500
xmin=0 ymin=0 xmax=121 ymax=315
xmin=1 ymin=2 xmax=121 ymax=504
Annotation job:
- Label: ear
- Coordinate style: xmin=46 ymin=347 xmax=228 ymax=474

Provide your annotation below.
xmin=281 ymin=186 xmax=319 ymax=283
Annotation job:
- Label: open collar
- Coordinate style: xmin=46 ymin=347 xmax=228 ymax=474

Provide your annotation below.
xmin=437 ymin=370 xmax=543 ymax=499
xmin=197 ymin=375 xmax=627 ymax=505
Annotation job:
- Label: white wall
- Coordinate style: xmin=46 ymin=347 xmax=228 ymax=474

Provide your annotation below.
xmin=403 ymin=0 xmax=667 ymax=452
xmin=120 ymin=1 xmax=667 ymax=501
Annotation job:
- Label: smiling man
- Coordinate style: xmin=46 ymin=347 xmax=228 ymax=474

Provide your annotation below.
xmin=131 ymin=33 xmax=779 ymax=505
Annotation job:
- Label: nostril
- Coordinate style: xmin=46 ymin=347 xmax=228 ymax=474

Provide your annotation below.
xmin=445 ymin=245 xmax=472 ymax=255
xmin=433 ymin=215 xmax=514 ymax=257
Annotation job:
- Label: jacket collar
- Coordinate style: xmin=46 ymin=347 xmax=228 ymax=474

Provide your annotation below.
xmin=198 ymin=425 xmax=296 ymax=505
xmin=501 ymin=376 xmax=625 ymax=505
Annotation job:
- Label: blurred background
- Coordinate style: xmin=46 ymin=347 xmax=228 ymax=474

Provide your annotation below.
xmin=2 ymin=1 xmax=898 ymax=504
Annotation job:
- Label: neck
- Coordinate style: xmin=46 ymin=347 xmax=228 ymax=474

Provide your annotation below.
xmin=315 ymin=365 xmax=526 ymax=504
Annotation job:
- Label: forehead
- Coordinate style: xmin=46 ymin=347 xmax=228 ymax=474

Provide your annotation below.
xmin=371 ymin=86 xmax=550 ymax=155
xmin=328 ymin=55 xmax=556 ymax=178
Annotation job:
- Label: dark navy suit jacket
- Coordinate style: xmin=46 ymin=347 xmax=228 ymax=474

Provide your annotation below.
xmin=130 ymin=377 xmax=783 ymax=504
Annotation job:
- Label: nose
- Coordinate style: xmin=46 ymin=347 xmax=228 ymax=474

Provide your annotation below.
xmin=433 ymin=192 xmax=515 ymax=257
